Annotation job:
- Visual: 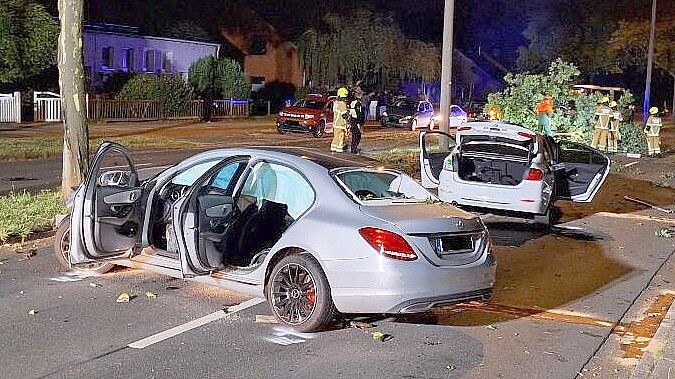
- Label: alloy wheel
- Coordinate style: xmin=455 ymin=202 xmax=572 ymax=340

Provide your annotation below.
xmin=270 ymin=263 xmax=317 ymax=325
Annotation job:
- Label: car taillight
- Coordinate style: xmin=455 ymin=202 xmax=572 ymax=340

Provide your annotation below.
xmin=359 ymin=227 xmax=417 ymax=261
xmin=526 ymin=168 xmax=544 ymax=181
xmin=457 ymin=126 xmax=472 ymax=132
xmin=517 ymin=131 xmax=535 ymax=139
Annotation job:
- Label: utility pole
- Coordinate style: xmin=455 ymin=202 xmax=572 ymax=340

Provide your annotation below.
xmin=643 ymin=0 xmax=657 ymax=123
xmin=438 ymin=0 xmax=455 ymax=151
xmin=58 ymin=0 xmax=89 ymax=200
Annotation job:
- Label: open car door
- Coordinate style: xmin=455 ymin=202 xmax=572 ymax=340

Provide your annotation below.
xmin=554 ymin=141 xmax=610 ymax=203
xmin=69 ymin=142 xmax=145 ymax=265
xmin=173 ymin=156 xmax=250 ymax=276
xmin=419 ymin=131 xmax=455 ymax=188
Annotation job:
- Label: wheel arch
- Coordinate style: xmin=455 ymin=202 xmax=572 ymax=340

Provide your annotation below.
xmin=263 ymin=246 xmax=326 ymax=290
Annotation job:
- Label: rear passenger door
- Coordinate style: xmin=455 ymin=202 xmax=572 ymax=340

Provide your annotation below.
xmin=419 ymin=131 xmax=455 ymax=188
xmin=555 ymin=141 xmax=610 ymax=203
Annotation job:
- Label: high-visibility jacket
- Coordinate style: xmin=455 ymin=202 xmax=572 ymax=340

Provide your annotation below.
xmin=333 ymin=100 xmax=348 ymax=130
xmin=645 ymin=115 xmax=662 ymax=137
xmin=595 ymin=105 xmax=612 ymax=130
xmin=610 ymin=110 xmax=622 ymax=131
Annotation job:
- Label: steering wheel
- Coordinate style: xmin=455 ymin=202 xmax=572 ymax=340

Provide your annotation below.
xmin=354 ymin=189 xmax=378 ymax=200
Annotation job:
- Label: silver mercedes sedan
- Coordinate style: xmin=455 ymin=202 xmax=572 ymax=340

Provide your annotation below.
xmin=56 ymin=142 xmax=496 ymax=332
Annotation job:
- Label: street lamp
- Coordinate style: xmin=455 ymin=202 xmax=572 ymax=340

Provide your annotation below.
xmin=643 ymin=0 xmax=657 ymax=122
xmin=438 ymin=0 xmax=454 ymax=151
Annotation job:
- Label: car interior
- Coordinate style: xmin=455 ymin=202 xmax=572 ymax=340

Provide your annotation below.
xmin=149 ymin=160 xmax=315 ymax=269
xmin=457 ymin=142 xmax=531 ymax=186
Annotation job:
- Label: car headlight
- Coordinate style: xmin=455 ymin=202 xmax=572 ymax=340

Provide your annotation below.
xmin=304 ymin=114 xmax=315 ymax=120
xmin=382 ymin=111 xmax=388 ymax=117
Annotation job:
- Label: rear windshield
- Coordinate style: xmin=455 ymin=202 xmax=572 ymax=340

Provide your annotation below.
xmin=293 ymin=99 xmax=325 ymax=109
xmin=333 ymin=169 xmax=432 ymax=204
xmin=462 ymin=142 xmax=530 ymax=158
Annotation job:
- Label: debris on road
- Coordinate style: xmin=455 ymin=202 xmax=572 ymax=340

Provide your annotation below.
xmin=27 ymin=309 xmax=39 ymax=315
xmin=116 ymin=292 xmax=131 ymax=303
xmin=89 ymin=282 xmax=101 ymax=288
xmin=655 ymin=228 xmax=675 ymax=239
xmin=485 ymin=324 xmax=498 ymax=330
xmin=145 ymin=291 xmax=157 ymax=299
xmin=446 ymin=365 xmax=456 ymax=372
xmin=0 ymin=258 xmax=8 ymax=265
xmin=623 ymin=161 xmax=639 ymax=168
xmin=349 ymin=320 xmax=375 ymax=330
xmin=255 ymin=315 xmax=279 ymax=324
xmin=51 ymin=271 xmax=100 ymax=282
xmin=624 ymin=196 xmax=674 ymax=214
xmin=18 ymin=249 xmax=37 ymax=261
xmin=371 ymin=331 xmax=393 ymax=342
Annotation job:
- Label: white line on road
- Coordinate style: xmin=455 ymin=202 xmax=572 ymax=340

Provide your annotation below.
xmin=127 ymin=297 xmax=265 ymax=349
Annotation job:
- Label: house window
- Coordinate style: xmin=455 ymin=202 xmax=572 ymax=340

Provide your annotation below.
xmin=250 ymin=76 xmax=265 ymax=85
xmin=122 ymin=48 xmax=135 ymax=72
xmin=250 ymin=35 xmax=267 ymax=55
xmin=101 ymin=47 xmax=114 ymax=69
xmin=144 ymin=50 xmax=156 ymax=72
xmin=162 ymin=52 xmax=173 ymax=72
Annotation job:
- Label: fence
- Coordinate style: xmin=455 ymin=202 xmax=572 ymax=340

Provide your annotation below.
xmin=33 ymin=93 xmax=250 ymax=122
xmin=34 ymin=91 xmax=63 ymax=122
xmin=0 ymin=92 xmax=21 ymax=123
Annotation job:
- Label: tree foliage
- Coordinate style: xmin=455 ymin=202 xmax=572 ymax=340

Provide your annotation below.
xmin=117 ymin=74 xmax=192 ymax=113
xmin=297 ymin=10 xmax=440 ymax=86
xmin=188 ymin=56 xmax=250 ymax=99
xmin=0 ymin=0 xmax=58 ymax=85
xmin=608 ymin=18 xmax=675 ymax=77
xmin=487 ymin=59 xmax=641 ymax=151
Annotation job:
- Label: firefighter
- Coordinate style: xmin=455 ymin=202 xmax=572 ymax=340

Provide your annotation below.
xmin=348 ymin=93 xmax=365 ymax=154
xmin=536 ymin=95 xmax=554 ymax=136
xmin=330 ymin=87 xmax=350 ymax=153
xmin=645 ymin=107 xmax=662 ymax=156
xmin=608 ymin=101 xmax=622 ymax=154
xmin=591 ymin=97 xmax=612 ymax=151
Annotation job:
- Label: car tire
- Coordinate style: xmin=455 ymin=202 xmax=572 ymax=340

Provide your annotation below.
xmin=533 ymin=206 xmax=558 ymax=230
xmin=267 ymin=253 xmax=337 ymax=333
xmin=53 ymin=215 xmax=114 ymax=274
xmin=313 ymin=121 xmax=326 ymax=138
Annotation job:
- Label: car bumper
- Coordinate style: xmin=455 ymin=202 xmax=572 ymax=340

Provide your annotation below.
xmin=322 ymin=249 xmax=496 ymax=314
xmin=438 ymin=171 xmax=551 ymax=215
xmin=382 ymin=117 xmax=413 ymax=128
xmin=276 ymin=119 xmax=317 ymax=133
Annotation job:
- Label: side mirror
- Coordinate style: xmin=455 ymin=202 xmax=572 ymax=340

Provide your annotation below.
xmin=98 ymin=170 xmax=131 ymax=187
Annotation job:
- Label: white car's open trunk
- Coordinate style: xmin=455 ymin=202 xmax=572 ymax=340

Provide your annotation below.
xmin=456 ymin=141 xmax=532 ymax=187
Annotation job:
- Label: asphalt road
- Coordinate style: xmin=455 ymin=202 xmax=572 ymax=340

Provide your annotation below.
xmin=2 ymin=209 xmax=674 ymax=378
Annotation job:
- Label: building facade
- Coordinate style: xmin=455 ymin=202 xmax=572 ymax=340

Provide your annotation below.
xmin=84 ymin=24 xmax=220 ymax=92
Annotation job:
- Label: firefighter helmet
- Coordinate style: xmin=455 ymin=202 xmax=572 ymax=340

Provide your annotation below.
xmin=649 ymin=107 xmax=659 ymax=115
xmin=337 ymin=87 xmax=348 ymax=98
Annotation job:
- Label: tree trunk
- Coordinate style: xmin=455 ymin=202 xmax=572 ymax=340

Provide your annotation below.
xmin=58 ymin=0 xmax=89 ymax=201
xmin=672 ymin=73 xmax=675 ymax=124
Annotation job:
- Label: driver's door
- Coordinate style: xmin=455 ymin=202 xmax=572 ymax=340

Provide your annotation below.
xmin=554 ymin=141 xmax=610 ymax=202
xmin=70 ymin=142 xmax=145 ymax=265
xmin=173 ymin=156 xmax=249 ymax=276
xmin=419 ymin=131 xmax=456 ymax=188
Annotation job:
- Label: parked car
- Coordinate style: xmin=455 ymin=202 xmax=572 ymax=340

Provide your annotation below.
xmin=466 ymin=102 xmax=487 ymax=121
xmin=276 ymin=95 xmax=335 ymax=137
xmin=381 ymin=98 xmax=435 ymax=130
xmin=419 ymin=122 xmax=611 ymax=226
xmin=56 ymin=143 xmax=496 ymax=331
xmin=448 ymin=105 xmax=468 ymax=128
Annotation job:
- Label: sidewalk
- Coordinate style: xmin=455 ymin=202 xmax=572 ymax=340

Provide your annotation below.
xmin=632 ymin=294 xmax=675 ymax=378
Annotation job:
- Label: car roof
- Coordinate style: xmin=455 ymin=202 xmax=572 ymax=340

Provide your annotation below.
xmin=257 ymin=146 xmax=381 ymax=170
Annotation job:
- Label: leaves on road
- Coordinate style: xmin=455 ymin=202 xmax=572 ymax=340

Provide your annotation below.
xmin=371 ymin=331 xmax=393 ymax=342
xmin=27 ymin=309 xmax=38 ymax=315
xmin=655 ymin=228 xmax=675 ymax=239
xmin=145 ymin=291 xmax=157 ymax=299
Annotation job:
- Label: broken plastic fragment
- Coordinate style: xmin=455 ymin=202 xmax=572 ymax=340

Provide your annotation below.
xmin=145 ymin=291 xmax=157 ymax=299
xmin=28 ymin=309 xmax=38 ymax=315
xmin=116 ymin=292 xmax=130 ymax=303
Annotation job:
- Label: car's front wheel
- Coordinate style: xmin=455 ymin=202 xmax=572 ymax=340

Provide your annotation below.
xmin=267 ymin=253 xmax=336 ymax=332
xmin=53 ymin=216 xmax=114 ymax=274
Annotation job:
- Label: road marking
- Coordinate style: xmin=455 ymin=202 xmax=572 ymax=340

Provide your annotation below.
xmin=127 ymin=297 xmax=265 ymax=349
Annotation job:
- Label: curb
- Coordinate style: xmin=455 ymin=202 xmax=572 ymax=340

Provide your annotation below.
xmin=631 ymin=292 xmax=675 ymax=378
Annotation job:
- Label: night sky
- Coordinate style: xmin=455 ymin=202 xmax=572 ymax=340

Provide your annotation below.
xmin=52 ymin=0 xmax=668 ymax=70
